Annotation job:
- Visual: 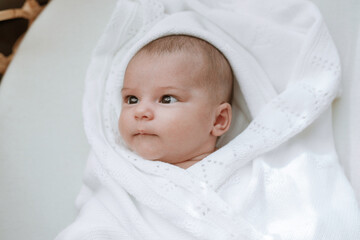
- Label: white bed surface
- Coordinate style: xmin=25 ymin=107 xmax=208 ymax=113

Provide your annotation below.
xmin=312 ymin=0 xmax=360 ymax=202
xmin=0 ymin=0 xmax=116 ymax=239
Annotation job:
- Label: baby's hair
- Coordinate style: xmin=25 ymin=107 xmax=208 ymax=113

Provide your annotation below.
xmin=137 ymin=35 xmax=233 ymax=103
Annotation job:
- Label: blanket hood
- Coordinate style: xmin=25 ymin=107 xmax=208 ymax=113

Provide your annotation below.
xmin=85 ymin=0 xmax=340 ymax=179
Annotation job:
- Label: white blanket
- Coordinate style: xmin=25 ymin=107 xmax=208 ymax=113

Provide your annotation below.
xmin=55 ymin=0 xmax=360 ymax=239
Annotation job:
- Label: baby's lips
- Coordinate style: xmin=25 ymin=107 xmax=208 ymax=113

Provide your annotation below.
xmin=134 ymin=129 xmax=156 ymax=136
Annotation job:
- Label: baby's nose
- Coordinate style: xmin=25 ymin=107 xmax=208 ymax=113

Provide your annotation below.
xmin=134 ymin=103 xmax=154 ymax=120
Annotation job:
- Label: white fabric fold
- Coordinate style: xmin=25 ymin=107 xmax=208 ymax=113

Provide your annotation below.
xmin=56 ymin=0 xmax=360 ymax=239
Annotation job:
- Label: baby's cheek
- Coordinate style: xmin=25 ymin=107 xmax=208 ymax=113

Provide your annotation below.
xmin=165 ymin=119 xmax=196 ymax=140
xmin=118 ymin=113 xmax=130 ymax=141
xmin=118 ymin=115 xmax=123 ymax=132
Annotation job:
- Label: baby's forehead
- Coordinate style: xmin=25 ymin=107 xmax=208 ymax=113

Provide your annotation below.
xmin=125 ymin=49 xmax=207 ymax=81
xmin=124 ymin=47 xmax=227 ymax=103
xmin=128 ymin=48 xmax=209 ymax=76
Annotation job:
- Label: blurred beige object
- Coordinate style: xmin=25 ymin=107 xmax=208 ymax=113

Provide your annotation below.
xmin=0 ymin=0 xmax=45 ymax=75
xmin=0 ymin=52 xmax=10 ymax=73
xmin=0 ymin=0 xmax=43 ymax=22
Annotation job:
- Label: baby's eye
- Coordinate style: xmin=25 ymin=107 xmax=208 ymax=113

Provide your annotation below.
xmin=160 ymin=95 xmax=178 ymax=104
xmin=126 ymin=96 xmax=138 ymax=104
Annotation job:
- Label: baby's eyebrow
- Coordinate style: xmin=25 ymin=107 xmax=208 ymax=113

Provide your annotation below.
xmin=121 ymin=86 xmax=187 ymax=93
xmin=121 ymin=87 xmax=131 ymax=93
xmin=120 ymin=88 xmax=133 ymax=96
xmin=158 ymin=86 xmax=186 ymax=91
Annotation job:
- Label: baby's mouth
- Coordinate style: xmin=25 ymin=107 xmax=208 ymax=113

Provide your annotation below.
xmin=134 ymin=130 xmax=156 ymax=136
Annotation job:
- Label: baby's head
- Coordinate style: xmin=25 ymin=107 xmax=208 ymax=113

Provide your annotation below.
xmin=118 ymin=35 xmax=233 ymax=168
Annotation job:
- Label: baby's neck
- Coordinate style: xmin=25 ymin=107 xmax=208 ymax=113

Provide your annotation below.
xmin=174 ymin=151 xmax=213 ymax=169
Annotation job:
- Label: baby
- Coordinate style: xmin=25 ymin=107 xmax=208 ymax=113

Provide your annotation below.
xmin=118 ymin=35 xmax=233 ymax=169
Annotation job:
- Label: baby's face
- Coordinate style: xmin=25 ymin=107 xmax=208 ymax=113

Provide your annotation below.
xmin=118 ymin=51 xmax=218 ymax=165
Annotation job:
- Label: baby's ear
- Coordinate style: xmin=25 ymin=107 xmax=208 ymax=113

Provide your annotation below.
xmin=211 ymin=103 xmax=232 ymax=137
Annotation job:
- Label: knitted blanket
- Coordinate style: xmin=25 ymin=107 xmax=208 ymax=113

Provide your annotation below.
xmin=55 ymin=0 xmax=360 ymax=239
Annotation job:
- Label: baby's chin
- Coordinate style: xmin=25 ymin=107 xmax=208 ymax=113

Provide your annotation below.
xmin=127 ymin=140 xmax=212 ymax=167
xmin=131 ymin=147 xmax=184 ymax=165
xmin=132 ymin=148 xmax=205 ymax=169
xmin=131 ymin=146 xmax=166 ymax=162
